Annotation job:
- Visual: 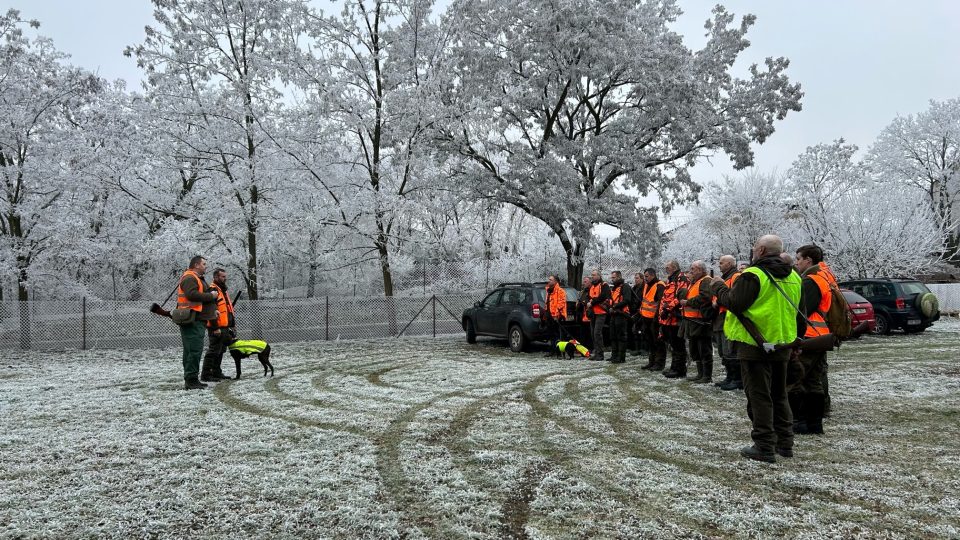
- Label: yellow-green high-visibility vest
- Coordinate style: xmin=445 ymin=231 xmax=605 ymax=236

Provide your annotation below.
xmin=724 ymin=266 xmax=801 ymax=347
xmin=228 ymin=339 xmax=267 ymax=355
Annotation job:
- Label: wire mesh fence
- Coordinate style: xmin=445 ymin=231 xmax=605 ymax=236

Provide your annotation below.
xmin=0 ymin=294 xmax=479 ymax=351
xmin=4 ymin=282 xmax=958 ymax=351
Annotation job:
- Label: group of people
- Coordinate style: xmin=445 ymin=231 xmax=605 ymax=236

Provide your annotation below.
xmin=176 ymin=236 xmax=839 ymax=462
xmin=547 ymin=235 xmax=839 ymax=463
xmin=172 ymin=256 xmax=270 ymax=389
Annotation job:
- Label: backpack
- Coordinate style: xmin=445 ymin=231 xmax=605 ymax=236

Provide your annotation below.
xmin=817 ymin=274 xmax=852 ymax=340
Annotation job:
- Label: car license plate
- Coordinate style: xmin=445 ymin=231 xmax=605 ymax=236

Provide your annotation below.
xmin=853 ymin=308 xmax=867 ymax=314
xmin=908 ymin=319 xmax=921 ymax=325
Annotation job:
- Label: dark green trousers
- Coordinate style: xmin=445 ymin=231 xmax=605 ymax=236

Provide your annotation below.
xmin=609 ymin=315 xmax=629 ymax=362
xmin=180 ymin=321 xmax=206 ymax=379
xmin=590 ymin=314 xmax=607 ymax=356
xmin=797 ymin=351 xmax=826 ymax=395
xmin=738 ymin=343 xmax=793 ymax=453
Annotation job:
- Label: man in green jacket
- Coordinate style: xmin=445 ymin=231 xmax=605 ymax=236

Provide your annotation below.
xmin=176 ymin=256 xmax=220 ymax=390
xmin=713 ymin=235 xmax=805 ymax=463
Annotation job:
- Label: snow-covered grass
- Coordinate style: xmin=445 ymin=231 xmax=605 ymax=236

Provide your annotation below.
xmin=2 ymin=320 xmax=959 ymax=538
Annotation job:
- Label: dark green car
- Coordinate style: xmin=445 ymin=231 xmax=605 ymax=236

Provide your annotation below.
xmin=838 ymin=278 xmax=940 ymax=334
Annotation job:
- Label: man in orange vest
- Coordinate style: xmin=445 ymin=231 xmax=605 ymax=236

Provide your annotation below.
xmin=201 ymin=268 xmax=236 ymax=382
xmin=714 ymin=255 xmax=743 ymax=390
xmin=628 ymin=272 xmax=645 ymax=356
xmin=660 ymin=259 xmax=689 ymax=378
xmin=585 ymin=269 xmax=612 ymax=361
xmin=607 ymin=270 xmax=633 ymax=364
xmin=575 ymin=276 xmax=593 ymax=348
xmin=177 ymin=256 xmax=220 ymax=390
xmin=638 ymin=268 xmax=666 ymax=371
xmin=679 ymin=260 xmax=715 ymax=383
xmin=542 ymin=274 xmax=568 ymax=355
xmin=792 ymin=244 xmax=835 ymax=435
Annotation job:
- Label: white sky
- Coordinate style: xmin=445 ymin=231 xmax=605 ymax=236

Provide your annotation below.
xmin=6 ymin=0 xmax=960 ymax=231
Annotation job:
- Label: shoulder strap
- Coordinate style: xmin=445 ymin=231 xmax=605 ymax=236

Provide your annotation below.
xmin=732 ymin=311 xmax=772 ymax=353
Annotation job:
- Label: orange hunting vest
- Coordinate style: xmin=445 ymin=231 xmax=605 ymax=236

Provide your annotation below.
xmin=640 ymin=280 xmax=662 ymax=319
xmin=717 ymin=271 xmax=741 ymax=314
xmin=804 ymin=271 xmax=833 ymax=337
xmin=589 ymin=283 xmax=608 ymax=315
xmin=176 ymin=270 xmax=204 ymax=312
xmin=545 ymin=284 xmax=568 ymax=319
xmin=610 ymin=284 xmax=629 ymax=315
xmin=210 ymin=282 xmax=234 ymax=328
xmin=682 ymin=277 xmax=711 ymax=319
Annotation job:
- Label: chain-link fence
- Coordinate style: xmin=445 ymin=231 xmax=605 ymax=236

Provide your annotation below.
xmin=0 ymin=294 xmax=479 ymax=351
xmin=6 ymin=281 xmax=957 ymax=351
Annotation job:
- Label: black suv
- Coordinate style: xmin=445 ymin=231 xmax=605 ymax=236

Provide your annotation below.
xmin=838 ymin=278 xmax=940 ymax=334
xmin=462 ymin=282 xmax=581 ymax=352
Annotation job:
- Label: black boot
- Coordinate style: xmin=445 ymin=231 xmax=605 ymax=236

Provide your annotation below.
xmin=696 ymin=360 xmax=713 ymax=384
xmin=720 ymin=362 xmax=743 ymax=391
xmin=184 ymin=376 xmax=208 ymax=390
xmin=653 ymin=352 xmax=667 ymax=373
xmin=740 ymin=445 xmax=776 ymax=463
xmin=608 ymin=342 xmax=620 ymax=363
xmin=686 ymin=360 xmax=703 ymax=382
xmin=715 ymin=359 xmax=732 ymax=387
xmin=789 ymin=392 xmax=808 ymax=433
xmin=664 ymin=356 xmax=685 ymax=378
xmin=613 ymin=343 xmax=627 ymax=364
xmin=803 ymin=393 xmax=825 ymax=435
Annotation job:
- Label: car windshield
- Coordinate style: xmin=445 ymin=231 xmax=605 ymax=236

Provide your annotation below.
xmin=842 ymin=290 xmax=868 ymax=304
xmin=898 ymin=282 xmax=930 ymax=295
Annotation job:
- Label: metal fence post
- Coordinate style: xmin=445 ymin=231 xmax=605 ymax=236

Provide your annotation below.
xmin=432 ymin=295 xmax=436 ymax=338
xmin=82 ymin=297 xmax=87 ymax=350
xmin=325 ymin=296 xmax=329 ymax=341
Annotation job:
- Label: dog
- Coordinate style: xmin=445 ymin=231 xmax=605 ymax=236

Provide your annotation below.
xmin=554 ymin=339 xmax=590 ymax=359
xmin=227 ymin=337 xmax=274 ymax=379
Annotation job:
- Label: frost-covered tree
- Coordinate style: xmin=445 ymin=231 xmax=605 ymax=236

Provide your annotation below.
xmin=786 ymin=140 xmax=947 ymax=278
xmin=279 ymin=0 xmax=448 ymax=296
xmin=436 ymin=0 xmax=802 ymax=284
xmin=126 ymin=0 xmax=309 ymax=299
xmin=668 ymin=170 xmax=798 ymax=262
xmin=0 ymin=10 xmax=102 ymax=304
xmin=826 ymin=181 xmax=945 ymax=278
xmin=786 ymin=139 xmax=864 ymax=250
xmin=868 ymin=98 xmax=960 ymax=256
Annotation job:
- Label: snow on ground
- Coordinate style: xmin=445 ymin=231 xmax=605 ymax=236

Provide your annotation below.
xmin=2 ymin=320 xmax=959 ymax=539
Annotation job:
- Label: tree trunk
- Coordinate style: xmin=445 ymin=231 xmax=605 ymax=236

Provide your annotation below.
xmin=17 ymin=263 xmax=29 ymax=350
xmin=377 ymin=237 xmax=398 ymax=336
xmin=306 ymin=234 xmax=319 ymax=298
xmin=246 ymin=221 xmax=259 ymax=301
xmin=565 ymin=243 xmax=588 ymax=287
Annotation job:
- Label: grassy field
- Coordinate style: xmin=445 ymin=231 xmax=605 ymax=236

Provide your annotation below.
xmin=1 ymin=319 xmax=959 ymax=539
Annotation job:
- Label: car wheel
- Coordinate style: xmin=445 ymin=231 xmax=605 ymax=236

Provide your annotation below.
xmin=916 ymin=293 xmax=939 ymax=319
xmin=508 ymin=324 xmax=527 ymax=353
xmin=465 ymin=319 xmax=477 ymax=344
xmin=874 ymin=313 xmax=891 ymax=335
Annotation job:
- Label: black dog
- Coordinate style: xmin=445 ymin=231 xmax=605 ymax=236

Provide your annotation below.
xmin=227 ymin=339 xmax=274 ymax=379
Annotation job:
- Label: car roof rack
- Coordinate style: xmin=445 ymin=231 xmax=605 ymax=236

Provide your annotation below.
xmin=496 ymin=282 xmax=534 ymax=288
